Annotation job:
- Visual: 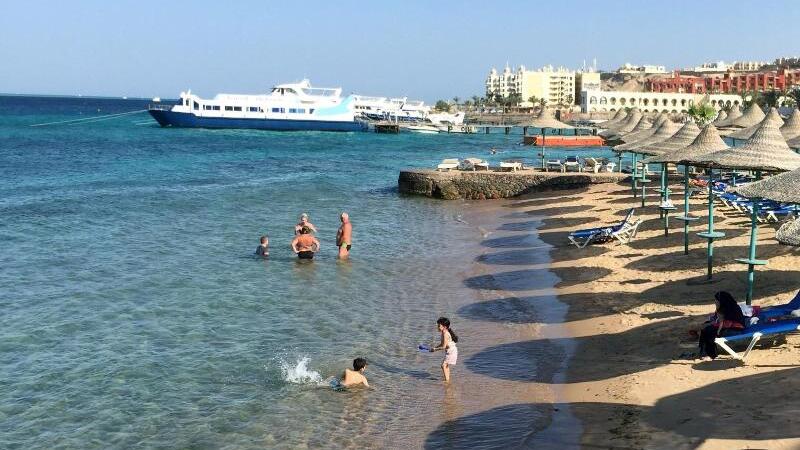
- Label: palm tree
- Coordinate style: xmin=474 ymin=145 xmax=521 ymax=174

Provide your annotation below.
xmin=763 ymin=89 xmax=781 ymax=108
xmin=789 ymin=88 xmax=800 ymax=108
xmin=687 ymin=103 xmax=717 ymax=126
xmin=452 ymin=96 xmax=460 ymax=106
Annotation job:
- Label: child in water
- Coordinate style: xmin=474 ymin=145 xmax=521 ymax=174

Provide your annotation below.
xmin=429 ymin=317 xmax=458 ymax=382
xmin=339 ymin=357 xmax=369 ymax=388
xmin=255 ymin=235 xmax=269 ymax=257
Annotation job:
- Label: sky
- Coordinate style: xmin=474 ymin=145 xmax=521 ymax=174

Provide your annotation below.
xmin=1 ymin=0 xmax=798 ymax=102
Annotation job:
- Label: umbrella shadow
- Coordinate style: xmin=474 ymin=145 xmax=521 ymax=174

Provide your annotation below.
xmin=505 ymin=195 xmax=583 ymax=209
xmin=523 ymin=205 xmax=588 ymax=218
xmin=537 ymin=216 xmax=601 ymax=231
xmin=498 ymin=220 xmax=543 ymax=232
xmin=464 ymin=267 xmax=611 ymax=291
xmin=481 ymin=234 xmax=542 ymax=249
xmin=624 ymin=243 xmax=787 ymax=272
xmin=425 ymin=402 xmax=652 ymax=449
xmin=464 ymin=316 xmax=692 ymax=383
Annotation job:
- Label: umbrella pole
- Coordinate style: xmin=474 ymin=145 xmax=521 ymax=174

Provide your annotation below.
xmin=541 ymin=128 xmax=546 ymax=170
xmin=683 ymin=166 xmax=690 ymax=255
xmin=707 ymin=174 xmax=714 ymax=279
xmin=744 ymin=199 xmax=760 ymax=304
xmin=631 ymin=153 xmax=638 ymax=197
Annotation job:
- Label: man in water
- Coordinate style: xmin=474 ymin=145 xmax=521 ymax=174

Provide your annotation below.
xmin=255 ymin=235 xmax=269 ymax=257
xmin=340 ymin=357 xmax=369 ymax=388
xmin=336 ymin=212 xmax=352 ymax=259
xmin=294 ymin=213 xmax=317 ymax=235
xmin=291 ymin=226 xmax=320 ymax=259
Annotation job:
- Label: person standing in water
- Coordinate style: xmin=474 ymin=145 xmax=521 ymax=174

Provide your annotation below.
xmin=429 ymin=317 xmax=458 ymax=382
xmin=294 ymin=213 xmax=317 ymax=235
xmin=255 ymin=235 xmax=269 ymax=257
xmin=336 ymin=212 xmax=352 ymax=259
xmin=291 ymin=226 xmax=320 ymax=259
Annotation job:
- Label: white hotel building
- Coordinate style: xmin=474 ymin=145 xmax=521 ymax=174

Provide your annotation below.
xmin=580 ymin=90 xmax=742 ymax=114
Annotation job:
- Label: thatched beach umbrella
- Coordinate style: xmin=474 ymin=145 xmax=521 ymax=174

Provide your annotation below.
xmin=721 ymin=103 xmax=765 ymax=133
xmin=712 ymin=110 xmax=727 ymax=126
xmin=727 ymin=107 xmax=784 ymax=142
xmin=733 ymin=167 xmax=800 ymax=246
xmin=621 ymin=120 xmax=680 ymax=207
xmin=599 ymin=108 xmax=642 ymax=138
xmin=788 ymin=135 xmax=800 ymax=150
xmin=713 ymin=105 xmax=742 ymax=127
xmin=776 ymin=219 xmax=800 ymax=246
xmin=678 ymin=125 xmax=731 ymax=277
xmin=619 ymin=113 xmax=667 ymax=143
xmin=643 ymin=122 xmax=702 ymax=237
xmin=702 ymin=123 xmax=800 ymax=302
xmin=598 ymin=108 xmax=627 ymax=128
xmin=528 ymin=108 xmax=575 ymax=169
xmin=780 ymin=108 xmax=800 ymax=141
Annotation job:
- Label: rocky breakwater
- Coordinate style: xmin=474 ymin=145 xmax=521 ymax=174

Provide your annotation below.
xmin=398 ymin=169 xmax=627 ymax=200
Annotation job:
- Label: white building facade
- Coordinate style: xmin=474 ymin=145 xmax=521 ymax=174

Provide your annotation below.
xmin=617 ymin=63 xmax=668 ymax=75
xmin=581 ymin=89 xmax=742 ymax=114
xmin=485 ymin=64 xmax=576 ymax=106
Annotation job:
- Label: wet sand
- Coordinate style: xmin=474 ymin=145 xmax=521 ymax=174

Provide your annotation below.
xmin=503 ymin=181 xmax=800 ymax=449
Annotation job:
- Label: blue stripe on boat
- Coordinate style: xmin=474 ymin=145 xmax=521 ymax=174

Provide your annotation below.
xmin=149 ymin=110 xmax=368 ymax=132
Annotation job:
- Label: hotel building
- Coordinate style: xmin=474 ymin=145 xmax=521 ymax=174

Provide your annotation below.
xmin=647 ymin=68 xmax=800 ymax=95
xmin=485 ymin=65 xmax=576 ymax=106
xmin=581 ymin=90 xmax=742 ymax=114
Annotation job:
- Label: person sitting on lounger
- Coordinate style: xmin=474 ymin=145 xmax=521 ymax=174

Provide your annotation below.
xmin=697 ymin=291 xmax=746 ymax=361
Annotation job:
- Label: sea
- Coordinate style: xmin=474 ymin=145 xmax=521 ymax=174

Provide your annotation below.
xmin=0 ymin=95 xmax=626 ymax=449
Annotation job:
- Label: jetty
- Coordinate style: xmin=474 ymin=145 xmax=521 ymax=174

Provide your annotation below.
xmin=398 ymin=169 xmax=626 ymax=200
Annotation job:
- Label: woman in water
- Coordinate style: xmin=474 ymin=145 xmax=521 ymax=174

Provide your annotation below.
xmin=294 ymin=213 xmax=317 ymax=235
xmin=430 ymin=317 xmax=458 ymax=382
xmin=697 ymin=291 xmax=746 ymax=360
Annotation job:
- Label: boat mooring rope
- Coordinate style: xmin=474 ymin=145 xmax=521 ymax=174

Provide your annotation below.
xmin=29 ymin=109 xmax=148 ymax=127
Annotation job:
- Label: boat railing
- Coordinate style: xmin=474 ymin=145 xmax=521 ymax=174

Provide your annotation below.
xmin=148 ymin=104 xmax=173 ymax=111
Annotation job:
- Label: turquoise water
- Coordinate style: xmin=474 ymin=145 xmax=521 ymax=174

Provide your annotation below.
xmin=0 ymin=96 xmax=617 ymax=449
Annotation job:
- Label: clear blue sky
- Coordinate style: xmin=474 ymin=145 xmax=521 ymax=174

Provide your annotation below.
xmin=1 ymin=0 xmax=798 ymax=102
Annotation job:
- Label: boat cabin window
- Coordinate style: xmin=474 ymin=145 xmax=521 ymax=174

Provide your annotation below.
xmin=203 ymin=105 xmax=213 ymax=110
xmin=309 ymin=109 xmax=314 ymax=114
xmin=233 ymin=106 xmax=242 ymax=112
xmin=271 ymin=107 xmax=285 ymax=113
xmin=212 ymin=105 xmax=220 ymax=111
xmin=184 ymin=99 xmax=189 ymax=106
xmin=193 ymin=101 xmax=199 ymax=110
xmin=248 ymin=106 xmax=261 ymax=112
xmin=225 ymin=106 xmax=233 ymax=111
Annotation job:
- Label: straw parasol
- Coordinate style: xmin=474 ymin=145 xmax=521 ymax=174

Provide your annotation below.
xmin=733 ymin=166 xmax=800 ymax=203
xmin=619 ymin=113 xmax=667 ymax=143
xmin=787 ymin=135 xmax=800 ymax=150
xmin=726 ymin=107 xmax=785 ymax=141
xmin=528 ymin=108 xmax=575 ymax=169
xmin=644 ymin=123 xmax=719 ymax=254
xmin=780 ymin=108 xmax=800 ymax=141
xmin=599 ymin=108 xmax=642 ymax=137
xmin=776 ymin=219 xmax=800 ymax=246
xmin=723 ymin=103 xmax=765 ymax=130
xmin=703 ymin=123 xmax=800 ymax=303
xmin=713 ymin=104 xmax=742 ymax=127
xmin=608 ymin=116 xmax=653 ymax=143
xmin=711 ymin=109 xmax=727 ymax=126
xmin=679 ymin=125 xmax=732 ymax=280
xmin=624 ymin=120 xmax=681 ymax=156
xmin=597 ymin=108 xmax=627 ymax=128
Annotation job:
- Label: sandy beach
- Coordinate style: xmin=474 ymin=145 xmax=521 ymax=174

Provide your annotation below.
xmin=447 ymin=179 xmax=800 ymax=449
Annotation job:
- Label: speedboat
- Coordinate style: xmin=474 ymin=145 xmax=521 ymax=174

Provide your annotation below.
xmin=405 ymin=124 xmax=440 ymax=134
xmin=148 ymin=79 xmax=368 ymax=132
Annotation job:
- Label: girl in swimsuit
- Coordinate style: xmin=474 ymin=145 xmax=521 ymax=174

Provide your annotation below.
xmin=430 ymin=317 xmax=459 ymax=382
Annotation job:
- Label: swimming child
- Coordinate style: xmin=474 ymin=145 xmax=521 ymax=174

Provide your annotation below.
xmin=339 ymin=357 xmax=369 ymax=388
xmin=255 ymin=235 xmax=269 ymax=257
xmin=429 ymin=317 xmax=458 ymax=382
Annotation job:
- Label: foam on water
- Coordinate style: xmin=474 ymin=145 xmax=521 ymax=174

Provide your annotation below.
xmin=278 ymin=356 xmax=323 ymax=385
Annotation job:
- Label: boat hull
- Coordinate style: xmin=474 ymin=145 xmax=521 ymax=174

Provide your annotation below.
xmin=523 ymin=135 xmax=606 ymax=147
xmin=149 ymin=109 xmax=368 ymax=132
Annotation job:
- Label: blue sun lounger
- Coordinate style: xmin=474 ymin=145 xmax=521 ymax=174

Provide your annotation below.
xmin=567 ymin=209 xmax=639 ymax=248
xmin=757 ymin=290 xmax=800 ymax=321
xmin=714 ymin=317 xmax=800 ymax=360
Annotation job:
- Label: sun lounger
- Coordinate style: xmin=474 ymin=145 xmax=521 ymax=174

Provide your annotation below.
xmin=500 ymin=160 xmax=523 ymax=172
xmin=567 ymin=209 xmax=638 ymax=248
xmin=437 ymin=159 xmax=460 ymax=171
xmin=460 ymin=157 xmax=489 ymax=171
xmin=756 ymin=291 xmax=800 ymax=321
xmin=714 ymin=317 xmax=800 ymax=360
xmin=604 ymin=161 xmax=617 ymax=172
xmin=582 ymin=157 xmax=602 ymax=173
xmin=564 ymin=156 xmax=581 ymax=172
xmin=545 ymin=159 xmax=564 ymax=172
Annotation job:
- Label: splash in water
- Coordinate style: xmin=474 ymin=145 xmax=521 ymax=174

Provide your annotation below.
xmin=279 ymin=357 xmax=323 ymax=384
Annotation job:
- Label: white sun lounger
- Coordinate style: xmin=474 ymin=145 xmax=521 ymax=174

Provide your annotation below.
xmin=461 ymin=157 xmax=490 ymax=171
xmin=546 ymin=159 xmax=564 ymax=172
xmin=500 ymin=160 xmax=523 ymax=172
xmin=437 ymin=159 xmax=460 ymax=171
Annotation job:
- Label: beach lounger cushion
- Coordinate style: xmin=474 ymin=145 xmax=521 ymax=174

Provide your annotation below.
xmin=714 ymin=317 xmax=800 ymax=360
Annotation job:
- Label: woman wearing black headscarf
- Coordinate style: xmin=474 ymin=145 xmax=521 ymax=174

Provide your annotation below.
xmin=698 ymin=291 xmax=746 ymax=360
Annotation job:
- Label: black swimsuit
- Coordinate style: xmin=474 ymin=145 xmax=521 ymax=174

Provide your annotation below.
xmin=298 ymin=251 xmax=314 ymax=260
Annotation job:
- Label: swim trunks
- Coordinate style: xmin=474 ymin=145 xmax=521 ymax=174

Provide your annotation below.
xmin=298 ymin=251 xmax=314 ymax=260
xmin=339 ymin=242 xmax=352 ymax=251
